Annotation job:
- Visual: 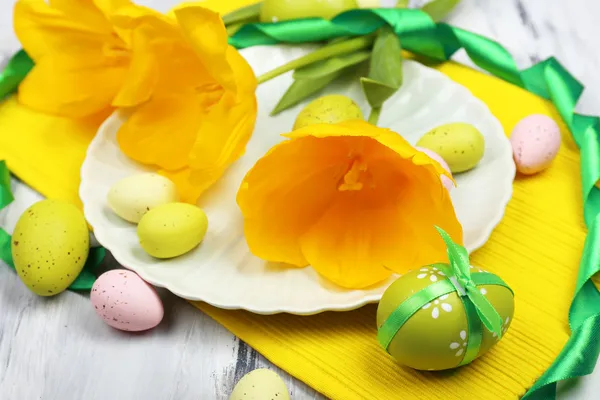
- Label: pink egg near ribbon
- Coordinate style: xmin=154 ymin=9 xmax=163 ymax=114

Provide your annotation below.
xmin=510 ymin=114 xmax=561 ymax=175
xmin=415 ymin=146 xmax=454 ymax=192
xmin=91 ymin=270 xmax=164 ymax=332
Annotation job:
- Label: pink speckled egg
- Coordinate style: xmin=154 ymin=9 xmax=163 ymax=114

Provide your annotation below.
xmin=415 ymin=146 xmax=454 ymax=192
xmin=510 ymin=114 xmax=561 ymax=175
xmin=91 ymin=270 xmax=163 ymax=332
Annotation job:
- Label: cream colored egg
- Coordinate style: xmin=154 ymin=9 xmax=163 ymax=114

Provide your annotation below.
xmin=107 ymin=173 xmax=178 ymax=223
xmin=229 ymin=369 xmax=290 ymax=400
xmin=137 ymin=203 xmax=208 ymax=259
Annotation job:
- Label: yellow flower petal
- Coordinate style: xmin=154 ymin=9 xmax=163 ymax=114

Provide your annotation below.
xmin=237 ymin=136 xmax=350 ymax=265
xmin=299 ymin=194 xmax=394 ymax=288
xmin=116 ymin=94 xmax=202 ymax=170
xmin=18 ymin=54 xmax=127 ymax=117
xmin=110 ymin=25 xmax=158 ymax=107
xmin=49 ymin=0 xmax=114 ymax=30
xmin=174 ymin=6 xmax=237 ymax=93
xmin=185 ymin=92 xmax=258 ymax=199
xmin=239 ymin=122 xmax=464 ymax=289
xmin=14 ymin=0 xmax=109 ymax=60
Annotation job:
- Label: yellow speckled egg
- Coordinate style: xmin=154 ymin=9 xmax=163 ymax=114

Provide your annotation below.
xmin=417 ymin=123 xmax=485 ymax=173
xmin=260 ymin=0 xmax=358 ymax=22
xmin=377 ymin=264 xmax=514 ymax=371
xmin=137 ymin=203 xmax=208 ymax=258
xmin=229 ymin=369 xmax=290 ymax=400
xmin=12 ymin=199 xmax=90 ymax=296
xmin=294 ymin=94 xmax=363 ymax=130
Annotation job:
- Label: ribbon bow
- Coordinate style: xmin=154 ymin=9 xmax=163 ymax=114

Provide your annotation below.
xmin=435 ymin=226 xmax=504 ymax=338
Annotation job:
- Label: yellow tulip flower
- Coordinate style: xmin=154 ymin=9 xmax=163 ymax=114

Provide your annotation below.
xmin=113 ymin=6 xmax=258 ymax=203
xmin=13 ymin=0 xmax=137 ymax=119
xmin=237 ymin=120 xmax=463 ymax=289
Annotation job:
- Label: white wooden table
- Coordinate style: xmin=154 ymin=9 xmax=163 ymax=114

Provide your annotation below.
xmin=1 ymin=0 xmax=599 ymax=398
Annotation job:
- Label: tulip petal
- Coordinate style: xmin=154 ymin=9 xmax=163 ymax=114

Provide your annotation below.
xmin=299 ymin=194 xmax=394 ymax=289
xmin=174 ymin=6 xmax=237 ymax=93
xmin=92 ymin=0 xmax=132 ymax=15
xmin=18 ymin=54 xmax=127 ymax=118
xmin=14 ymin=0 xmax=109 ymax=60
xmin=116 ymin=94 xmax=202 ymax=171
xmin=49 ymin=0 xmax=114 ymax=29
xmin=238 ymin=137 xmax=350 ymax=265
xmin=111 ymin=25 xmax=158 ymax=107
xmin=185 ymin=93 xmax=257 ymax=200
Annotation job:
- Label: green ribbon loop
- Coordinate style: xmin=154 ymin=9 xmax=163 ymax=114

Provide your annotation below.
xmin=435 ymin=226 xmax=504 ymax=338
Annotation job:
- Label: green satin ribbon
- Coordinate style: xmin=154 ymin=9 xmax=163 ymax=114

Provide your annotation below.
xmin=0 ymin=161 xmax=104 ymax=290
xmin=378 ymin=228 xmax=507 ymax=367
xmin=0 ymin=6 xmax=599 ymax=398
xmin=0 ymin=50 xmax=33 ymax=99
xmin=227 ymin=9 xmax=600 ymax=398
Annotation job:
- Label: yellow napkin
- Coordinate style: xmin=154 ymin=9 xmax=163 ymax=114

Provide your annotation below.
xmin=0 ymin=1 xmax=583 ymax=398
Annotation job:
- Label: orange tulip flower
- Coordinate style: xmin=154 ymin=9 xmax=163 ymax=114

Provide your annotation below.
xmin=237 ymin=120 xmax=463 ymax=289
xmin=113 ymin=5 xmax=258 ymax=203
xmin=13 ymin=0 xmax=138 ymax=119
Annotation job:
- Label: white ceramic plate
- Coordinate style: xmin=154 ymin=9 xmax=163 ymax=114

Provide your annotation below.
xmin=80 ymin=45 xmax=515 ymax=315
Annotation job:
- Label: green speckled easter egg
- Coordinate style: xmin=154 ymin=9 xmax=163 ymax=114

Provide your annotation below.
xmin=293 ymin=94 xmax=363 ymax=130
xmin=12 ymin=199 xmax=90 ymax=296
xmin=416 ymin=122 xmax=485 ymax=173
xmin=260 ymin=0 xmax=358 ymax=22
xmin=377 ymin=264 xmax=514 ymax=371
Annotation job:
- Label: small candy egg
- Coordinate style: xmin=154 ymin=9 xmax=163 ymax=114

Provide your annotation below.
xmin=229 ymin=369 xmax=290 ymax=400
xmin=107 ymin=173 xmax=179 ymax=223
xmin=415 ymin=146 xmax=454 ymax=192
xmin=91 ymin=269 xmax=163 ymax=332
xmin=137 ymin=203 xmax=208 ymax=258
xmin=510 ymin=114 xmax=561 ymax=175
xmin=260 ymin=0 xmax=358 ymax=22
xmin=294 ymin=94 xmax=363 ymax=130
xmin=377 ymin=265 xmax=514 ymax=371
xmin=417 ymin=123 xmax=485 ymax=173
xmin=12 ymin=199 xmax=89 ymax=296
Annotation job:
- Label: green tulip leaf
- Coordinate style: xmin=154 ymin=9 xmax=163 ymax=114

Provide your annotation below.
xmin=360 ymin=25 xmax=403 ymax=121
xmin=271 ymin=71 xmax=343 ymax=116
xmin=293 ymin=50 xmax=371 ymax=80
xmin=421 ymin=0 xmax=462 ymax=22
xmin=395 ymin=0 xmax=410 ymax=8
xmin=360 ymin=77 xmax=397 ymax=109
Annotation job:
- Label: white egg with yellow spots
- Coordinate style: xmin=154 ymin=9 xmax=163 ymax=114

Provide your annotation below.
xmin=229 ymin=369 xmax=290 ymax=400
xmin=107 ymin=173 xmax=178 ymax=223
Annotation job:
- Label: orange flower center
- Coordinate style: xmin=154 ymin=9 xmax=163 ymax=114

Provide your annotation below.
xmin=338 ymin=158 xmax=368 ymax=191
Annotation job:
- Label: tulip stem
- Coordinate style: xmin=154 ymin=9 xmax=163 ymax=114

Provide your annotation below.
xmin=368 ymin=107 xmax=381 ymax=125
xmin=257 ymin=35 xmax=375 ymax=84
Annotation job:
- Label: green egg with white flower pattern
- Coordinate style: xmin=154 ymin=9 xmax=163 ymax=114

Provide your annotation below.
xmin=376 ymin=264 xmax=514 ymax=371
